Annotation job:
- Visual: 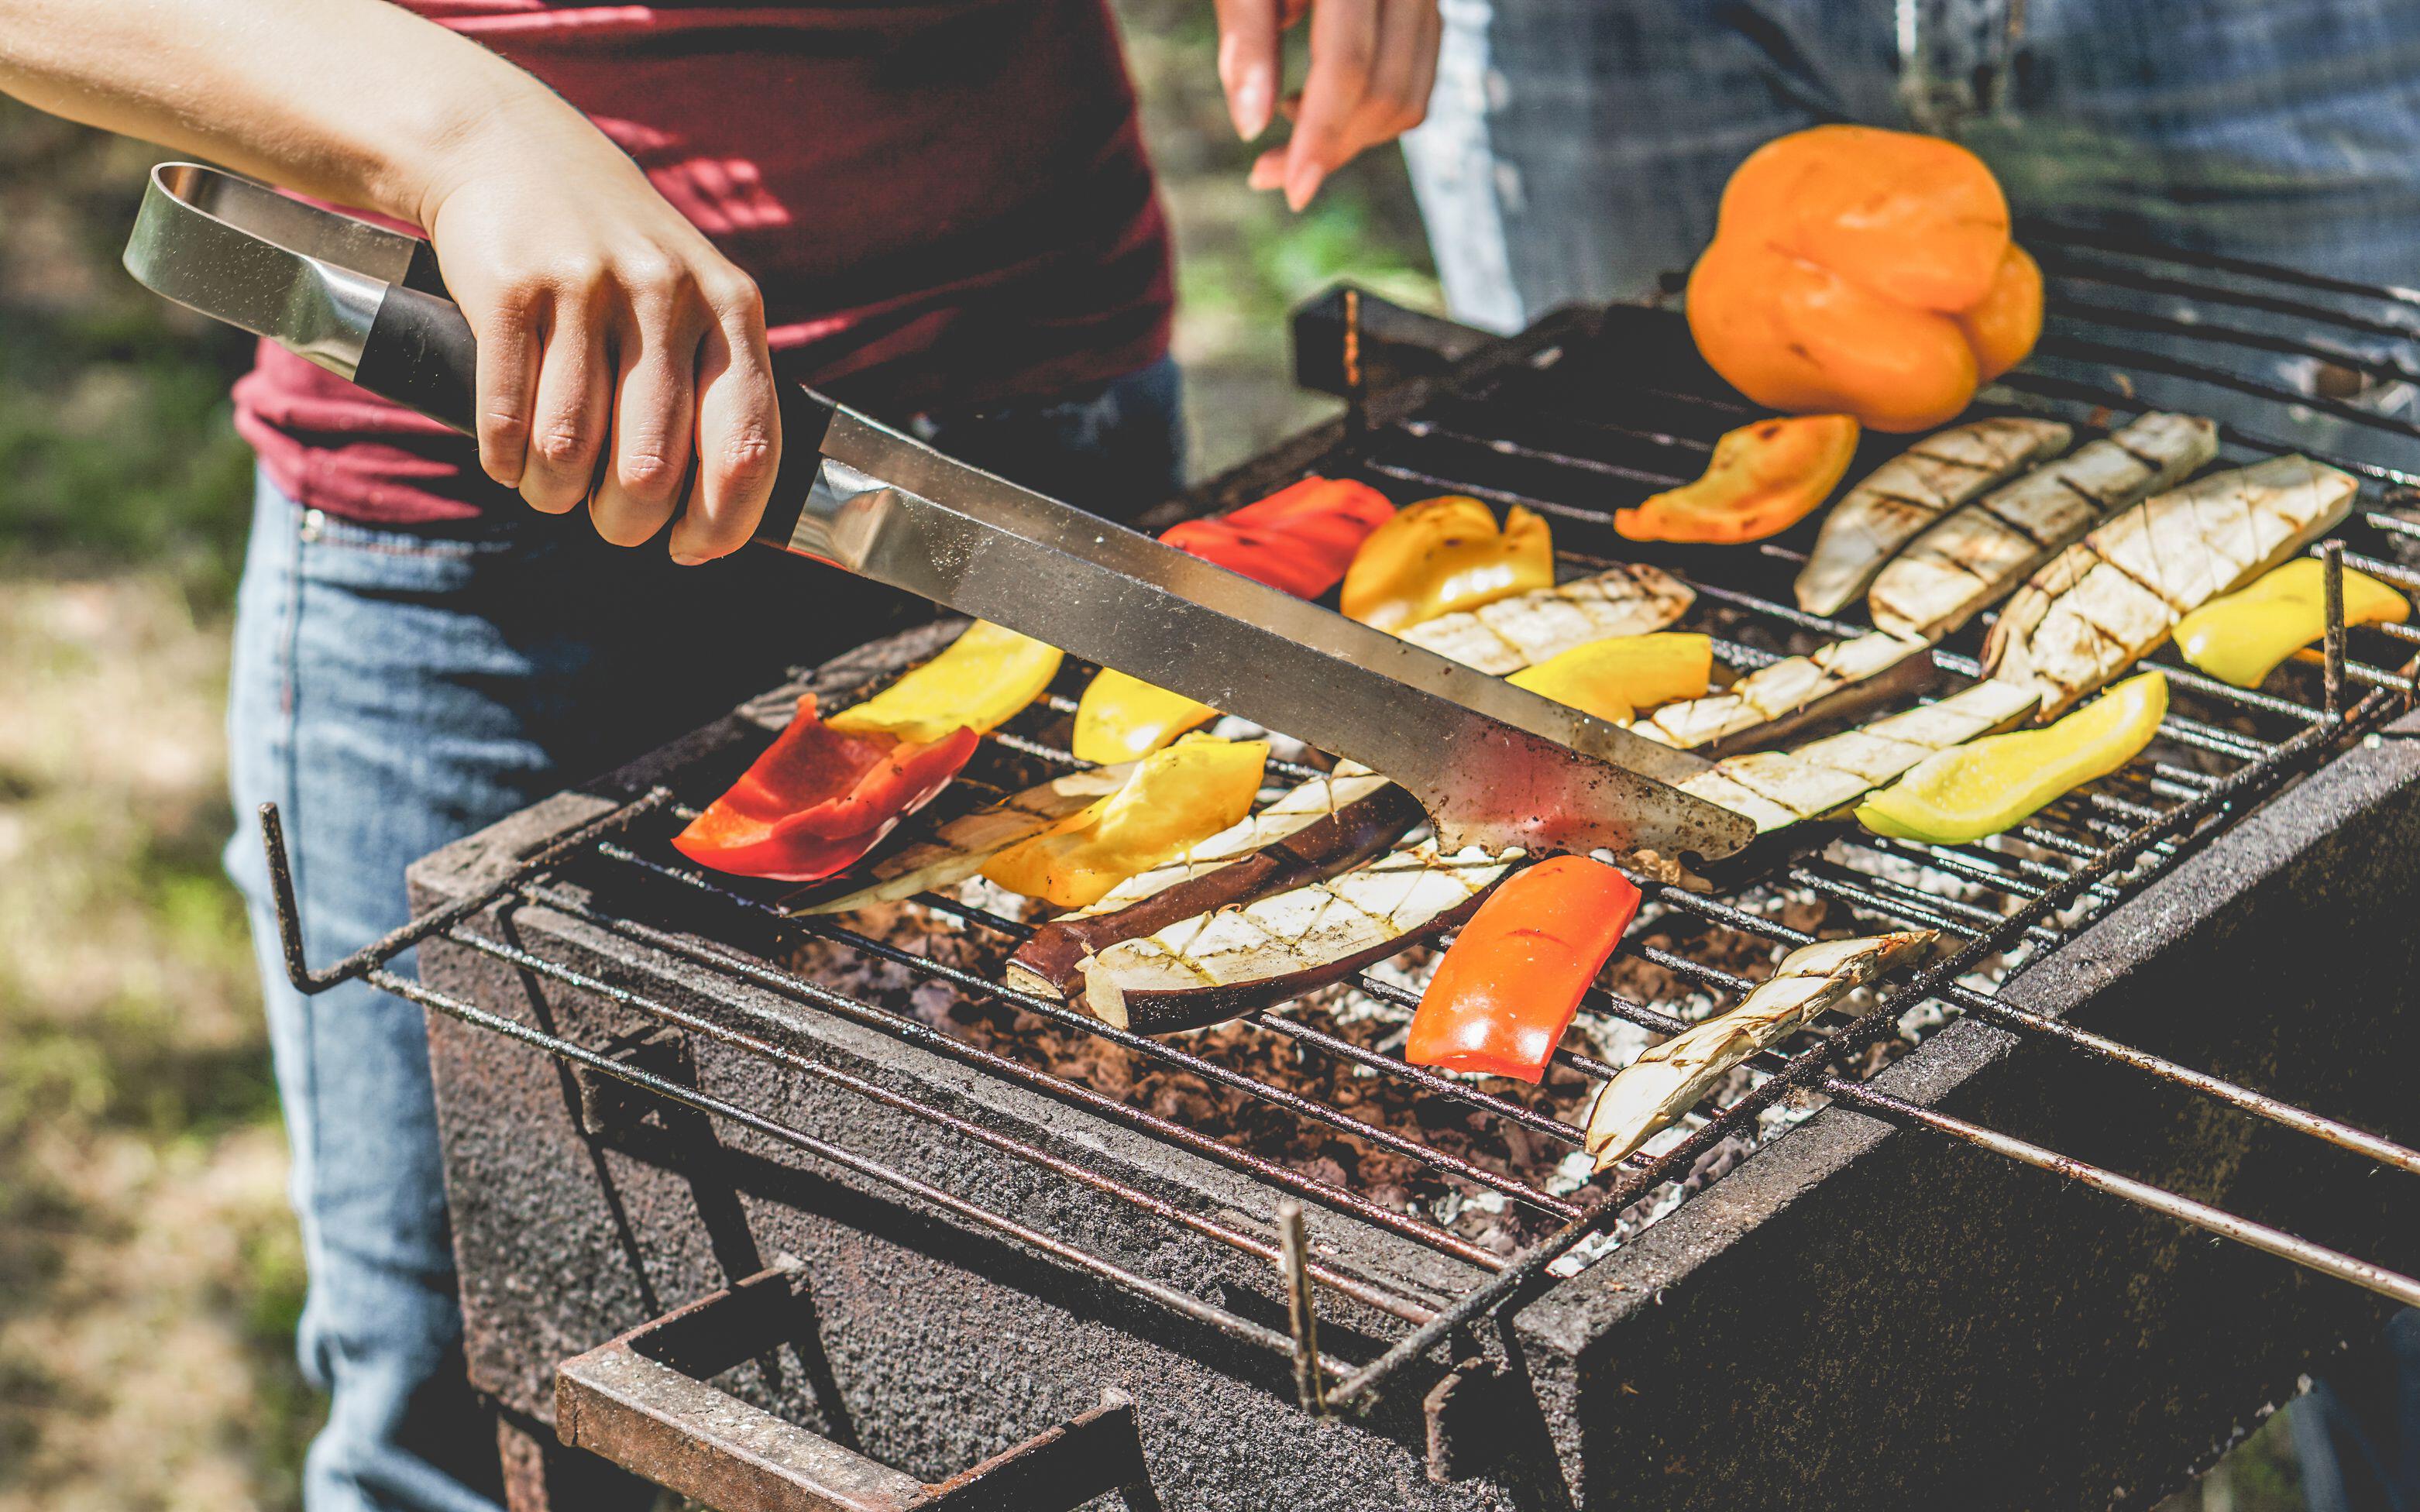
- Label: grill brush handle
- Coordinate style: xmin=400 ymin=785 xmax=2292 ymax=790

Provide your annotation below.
xmin=555 ymin=1258 xmax=1153 ymax=1512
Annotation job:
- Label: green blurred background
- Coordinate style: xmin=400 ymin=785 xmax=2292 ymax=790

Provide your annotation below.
xmin=0 ymin=6 xmax=2300 ymax=1508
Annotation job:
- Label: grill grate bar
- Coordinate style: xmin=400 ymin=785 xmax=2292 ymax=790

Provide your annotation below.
xmin=592 ymin=840 xmax=1590 ymax=1223
xmin=367 ymin=967 xmax=1352 ymax=1370
xmin=517 ymin=879 xmax=1505 ymax=1277
xmin=2036 ymin=258 xmax=2420 ymax=348
xmin=896 ymin=888 xmax=1597 ymax=1149
xmin=1396 ymin=417 xmax=1696 ymax=486
xmin=1585 ymin=874 xmax=2420 ymax=1177
xmin=2023 ymin=222 xmax=2420 ymax=311
xmin=1354 ymin=459 xmax=1609 ymax=524
xmin=2046 ymin=298 xmax=2420 ymax=389
xmin=443 ymin=923 xmax=1446 ymax=1324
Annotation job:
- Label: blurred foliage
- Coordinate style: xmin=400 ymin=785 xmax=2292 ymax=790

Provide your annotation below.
xmin=0 ymin=100 xmax=257 ymax=608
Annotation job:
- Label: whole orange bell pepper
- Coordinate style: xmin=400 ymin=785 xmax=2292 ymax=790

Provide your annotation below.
xmin=1686 ymin=125 xmax=2042 ymax=432
xmin=1405 ymin=856 xmax=1642 ymax=1083
xmin=673 ymin=695 xmax=979 ymax=881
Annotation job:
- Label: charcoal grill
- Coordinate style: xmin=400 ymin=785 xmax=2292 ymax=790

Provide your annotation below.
xmin=263 ymin=237 xmax=2420 ymax=1510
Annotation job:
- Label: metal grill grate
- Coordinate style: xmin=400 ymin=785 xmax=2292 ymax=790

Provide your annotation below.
xmin=263 ymin=230 xmax=2420 ymax=1418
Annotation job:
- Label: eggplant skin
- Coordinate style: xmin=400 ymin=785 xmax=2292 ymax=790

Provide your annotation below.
xmin=1078 ymin=875 xmax=1498 ymax=1036
xmin=1696 ymin=645 xmax=1940 ymax=759
xmin=1008 ymin=783 xmax=1423 ymax=1002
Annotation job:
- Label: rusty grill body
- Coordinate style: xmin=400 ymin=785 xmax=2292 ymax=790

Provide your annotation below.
xmin=340 ymin=243 xmax=2420 ymax=1510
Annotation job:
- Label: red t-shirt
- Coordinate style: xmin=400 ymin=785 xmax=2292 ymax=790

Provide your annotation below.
xmin=232 ymin=0 xmax=1174 ymax=524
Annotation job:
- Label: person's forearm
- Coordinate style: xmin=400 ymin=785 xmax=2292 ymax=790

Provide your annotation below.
xmin=0 ymin=0 xmax=576 ymax=228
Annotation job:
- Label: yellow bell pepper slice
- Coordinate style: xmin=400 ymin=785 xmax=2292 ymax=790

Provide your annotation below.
xmin=983 ymin=734 xmax=1269 ymax=909
xmin=1505 ymin=633 xmax=1714 ymax=726
xmin=1856 ymin=671 xmax=2167 ymax=846
xmin=827 ymin=620 xmax=1063 ymax=743
xmin=1071 ymin=668 xmax=1219 ymax=764
xmin=2173 ymin=557 xmax=2409 ymax=689
xmin=1341 ymin=496 xmax=1554 ymax=633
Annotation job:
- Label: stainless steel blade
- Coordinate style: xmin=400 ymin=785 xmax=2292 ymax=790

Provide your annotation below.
xmin=124 ymin=163 xmax=418 ymax=379
xmin=781 ymin=410 xmax=1755 ymax=862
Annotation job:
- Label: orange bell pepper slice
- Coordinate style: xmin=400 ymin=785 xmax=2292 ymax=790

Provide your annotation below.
xmin=1405 ymin=855 xmax=1642 ymax=1082
xmin=1504 ymin=632 xmax=1714 ymax=726
xmin=1341 ymin=496 xmax=1554 ymax=633
xmin=983 ymin=734 xmax=1268 ymax=909
xmin=827 ymin=620 xmax=1062 ymax=744
xmin=673 ymin=694 xmax=979 ymax=881
xmin=1158 ymin=476 xmax=1396 ymax=599
xmin=1615 ymin=415 xmax=1860 ymax=544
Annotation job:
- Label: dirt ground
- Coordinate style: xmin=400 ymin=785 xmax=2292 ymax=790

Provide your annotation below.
xmin=0 ymin=7 xmax=2303 ymax=1510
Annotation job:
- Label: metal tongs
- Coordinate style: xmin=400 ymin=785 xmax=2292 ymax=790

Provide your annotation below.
xmin=124 ymin=162 xmax=1751 ymax=862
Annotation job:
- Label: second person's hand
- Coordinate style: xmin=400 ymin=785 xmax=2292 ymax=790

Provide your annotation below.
xmin=1214 ymin=0 xmax=1443 ymax=211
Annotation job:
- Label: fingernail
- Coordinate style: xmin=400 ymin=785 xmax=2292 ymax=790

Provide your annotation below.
xmin=1235 ymin=73 xmax=1272 ymax=138
xmin=1286 ymin=161 xmax=1324 ymax=212
xmin=671 ymin=551 xmax=706 ymax=567
xmin=1249 ymin=157 xmax=1284 ymax=191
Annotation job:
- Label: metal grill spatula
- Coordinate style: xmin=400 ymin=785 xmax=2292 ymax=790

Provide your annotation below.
xmin=124 ymin=162 xmax=1752 ymax=862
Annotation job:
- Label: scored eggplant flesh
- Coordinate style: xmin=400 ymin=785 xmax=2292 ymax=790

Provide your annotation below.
xmin=1071 ymin=842 xmax=1518 ymax=1035
xmin=787 ymin=761 xmax=1136 ymax=914
xmin=1005 ymin=766 xmax=1423 ymax=1000
xmin=1795 ymin=418 xmax=2075 ymax=617
xmin=1984 ymin=454 xmax=2359 ymax=719
xmin=1635 ymin=631 xmax=1936 ymax=757
xmin=1675 ymin=679 xmax=2040 ymax=834
xmin=1866 ymin=413 xmax=2218 ymax=642
xmin=1400 ymin=564 xmax=1695 ymax=675
xmin=1583 ymin=930 xmax=1940 ymax=1168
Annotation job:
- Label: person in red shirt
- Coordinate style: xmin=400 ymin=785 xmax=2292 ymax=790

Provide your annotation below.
xmin=0 ymin=3 xmax=1439 ymax=1507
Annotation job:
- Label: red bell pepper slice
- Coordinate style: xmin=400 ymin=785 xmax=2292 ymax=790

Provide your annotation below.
xmin=672 ymin=694 xmax=979 ymax=881
xmin=1157 ymin=476 xmax=1394 ymax=598
xmin=1405 ymin=856 xmax=1642 ymax=1082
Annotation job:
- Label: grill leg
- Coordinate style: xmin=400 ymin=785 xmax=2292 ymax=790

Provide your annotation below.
xmin=496 ymin=1407 xmax=655 ymax=1512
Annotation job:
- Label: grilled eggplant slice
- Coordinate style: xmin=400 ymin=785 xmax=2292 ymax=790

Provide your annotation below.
xmin=1400 ymin=564 xmax=1695 ymax=674
xmin=1070 ymin=843 xmax=1518 ymax=1033
xmin=1796 ymin=418 xmax=2074 ymax=617
xmin=1985 ymin=455 xmax=2358 ymax=718
xmin=1866 ymin=412 xmax=2217 ymax=641
xmin=1676 ymin=679 xmax=2040 ymax=834
xmin=1583 ymin=930 xmax=1939 ymax=1167
xmin=1636 ymin=631 xmax=1937 ymax=756
xmin=1005 ymin=767 xmax=1422 ymax=1000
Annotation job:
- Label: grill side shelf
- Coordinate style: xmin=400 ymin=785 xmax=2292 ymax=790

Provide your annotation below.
xmin=555 ymin=1258 xmax=1150 ymax=1512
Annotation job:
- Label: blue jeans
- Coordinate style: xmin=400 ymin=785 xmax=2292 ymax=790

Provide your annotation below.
xmin=1405 ymin=0 xmax=2420 ymax=468
xmin=1407 ymin=6 xmax=2420 ymax=1502
xmin=223 ymin=359 xmax=1182 ymax=1512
